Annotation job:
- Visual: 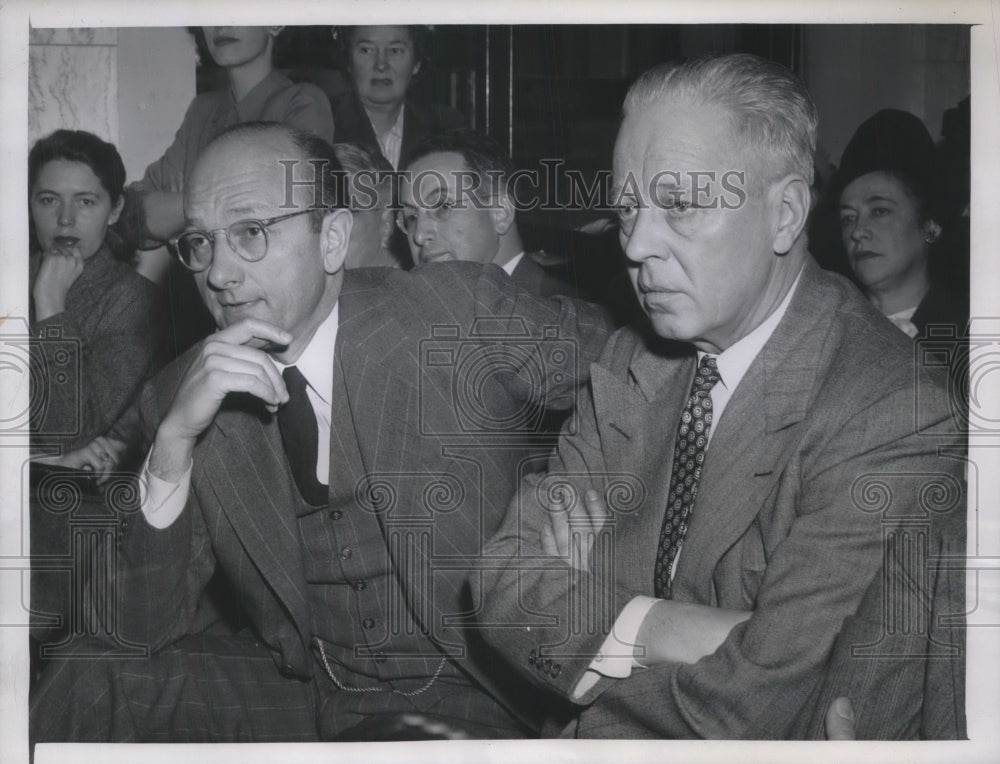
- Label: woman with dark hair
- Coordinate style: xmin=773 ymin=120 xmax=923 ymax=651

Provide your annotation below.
xmin=330 ymin=25 xmax=465 ymax=171
xmin=834 ymin=109 xmax=968 ymax=338
xmin=29 ymin=129 xmax=165 ymax=453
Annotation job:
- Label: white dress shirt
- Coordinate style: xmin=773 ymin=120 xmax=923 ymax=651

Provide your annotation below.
xmin=573 ymin=267 xmax=804 ymax=698
xmin=886 ymin=305 xmax=919 ymax=338
xmin=500 ymin=251 xmax=525 ymax=275
xmin=139 ymin=305 xmax=339 ymax=529
xmin=369 ymin=107 xmax=405 ymax=170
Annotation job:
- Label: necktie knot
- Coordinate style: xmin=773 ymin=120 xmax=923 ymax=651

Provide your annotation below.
xmin=691 ymin=355 xmax=720 ymax=397
xmin=283 ymin=365 xmax=309 ymax=397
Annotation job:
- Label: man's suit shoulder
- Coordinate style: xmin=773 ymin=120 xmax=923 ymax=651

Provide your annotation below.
xmin=810 ymin=267 xmax=952 ymax=407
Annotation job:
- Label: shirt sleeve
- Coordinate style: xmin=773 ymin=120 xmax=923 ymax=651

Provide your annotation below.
xmin=138 ymin=445 xmax=192 ymax=529
xmin=572 ymin=595 xmax=658 ymax=698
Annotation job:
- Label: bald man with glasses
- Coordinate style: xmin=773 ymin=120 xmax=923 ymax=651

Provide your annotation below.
xmin=30 ymin=121 xmax=613 ymax=744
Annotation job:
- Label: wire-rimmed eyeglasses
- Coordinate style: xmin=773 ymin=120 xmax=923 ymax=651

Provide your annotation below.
xmin=168 ymin=208 xmax=317 ymax=272
xmin=395 ymin=200 xmax=458 ymax=237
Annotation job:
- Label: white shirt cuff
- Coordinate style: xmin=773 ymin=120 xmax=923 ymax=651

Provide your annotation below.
xmin=138 ymin=447 xmax=192 ymax=529
xmin=571 ymin=595 xmax=659 ymax=699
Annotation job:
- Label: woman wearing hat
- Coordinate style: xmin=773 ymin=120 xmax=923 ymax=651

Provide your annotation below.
xmin=835 ymin=109 xmax=967 ymax=338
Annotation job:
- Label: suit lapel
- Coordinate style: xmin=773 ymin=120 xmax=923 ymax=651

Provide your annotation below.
xmin=200 ymin=406 xmax=312 ymax=637
xmin=334 ymin=272 xmax=420 ymax=514
xmin=672 ymin=260 xmax=837 ymax=603
xmin=591 ymin=337 xmax=696 ymax=591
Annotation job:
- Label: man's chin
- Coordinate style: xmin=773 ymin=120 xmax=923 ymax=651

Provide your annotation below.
xmin=644 ymin=309 xmax=696 ymax=344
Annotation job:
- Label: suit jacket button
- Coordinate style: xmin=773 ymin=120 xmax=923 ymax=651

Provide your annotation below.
xmin=354 ymin=580 xmax=366 ymax=592
xmin=551 ymin=663 xmax=561 ymax=677
xmin=362 ymin=617 xmax=375 ymax=629
xmin=340 ymin=546 xmax=352 ymax=560
xmin=528 ymin=648 xmax=537 ymax=666
xmin=542 ymin=658 xmax=552 ymax=673
xmin=330 ymin=509 xmax=343 ymax=521
xmin=279 ymin=663 xmax=297 ymax=679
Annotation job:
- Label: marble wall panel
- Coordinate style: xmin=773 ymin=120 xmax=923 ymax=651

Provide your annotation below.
xmin=29 ymin=28 xmax=116 ymax=46
xmin=28 ymin=29 xmax=118 ymax=147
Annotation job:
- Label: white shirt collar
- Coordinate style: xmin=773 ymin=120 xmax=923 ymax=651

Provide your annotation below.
xmin=370 ymin=107 xmax=405 ymax=170
xmin=699 ymin=267 xmax=803 ymax=392
xmin=886 ymin=305 xmax=920 ymax=338
xmin=499 ymin=251 xmax=526 ymax=275
xmin=270 ymin=302 xmax=339 ymax=405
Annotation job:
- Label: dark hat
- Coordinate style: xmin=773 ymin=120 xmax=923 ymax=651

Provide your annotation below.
xmin=834 ymin=109 xmax=941 ymax=220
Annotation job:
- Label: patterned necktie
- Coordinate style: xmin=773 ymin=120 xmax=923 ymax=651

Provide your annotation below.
xmin=277 ymin=366 xmax=328 ymax=506
xmin=654 ymin=355 xmax=720 ymax=598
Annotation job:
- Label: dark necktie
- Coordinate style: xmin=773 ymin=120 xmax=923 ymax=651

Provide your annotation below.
xmin=277 ymin=365 xmax=328 ymax=506
xmin=654 ymin=355 xmax=720 ymax=598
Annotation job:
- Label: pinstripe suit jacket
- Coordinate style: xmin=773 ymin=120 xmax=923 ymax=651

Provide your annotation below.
xmin=119 ymin=261 xmax=611 ymax=729
xmin=476 ymin=257 xmax=966 ymax=738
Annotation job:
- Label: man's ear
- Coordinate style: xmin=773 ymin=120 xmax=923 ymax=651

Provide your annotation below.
xmin=769 ymin=174 xmax=810 ymax=255
xmin=412 ymin=60 xmax=422 ymax=78
xmin=321 ymin=208 xmax=353 ymax=274
xmin=490 ymin=192 xmax=516 ymax=237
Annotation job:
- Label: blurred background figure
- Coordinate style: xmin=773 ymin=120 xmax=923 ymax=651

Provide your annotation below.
xmin=29 ymin=129 xmax=165 ymax=453
xmin=833 ymin=109 xmax=968 ymax=338
xmin=334 ymin=142 xmax=404 ymax=269
xmin=330 ymin=25 xmax=465 ymax=171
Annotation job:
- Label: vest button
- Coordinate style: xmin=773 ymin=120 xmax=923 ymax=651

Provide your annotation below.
xmin=340 ymin=546 xmax=352 ymax=559
xmin=354 ymin=580 xmax=366 ymax=591
xmin=330 ymin=509 xmax=343 ymax=521
xmin=362 ymin=617 xmax=375 ymax=629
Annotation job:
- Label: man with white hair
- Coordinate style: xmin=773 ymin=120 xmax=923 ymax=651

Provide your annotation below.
xmin=476 ymin=54 xmax=965 ymax=738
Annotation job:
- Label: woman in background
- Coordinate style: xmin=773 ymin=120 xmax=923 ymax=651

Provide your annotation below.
xmin=834 ymin=109 xmax=967 ymax=338
xmin=330 ymin=25 xmax=465 ymax=171
xmin=29 ymin=129 xmax=164 ymax=453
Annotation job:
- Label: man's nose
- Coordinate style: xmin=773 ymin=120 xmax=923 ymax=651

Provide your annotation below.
xmin=205 ymin=231 xmax=244 ymax=289
xmin=374 ymin=48 xmax=389 ymax=70
xmin=622 ymin=209 xmax=663 ymax=264
xmin=411 ymin=210 xmax=436 ymax=248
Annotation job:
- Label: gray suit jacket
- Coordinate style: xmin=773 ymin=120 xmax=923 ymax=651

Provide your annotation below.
xmin=794 ymin=484 xmax=966 ymax=739
xmin=476 ymin=257 xmax=965 ymax=738
xmin=119 ymin=262 xmax=612 ymax=732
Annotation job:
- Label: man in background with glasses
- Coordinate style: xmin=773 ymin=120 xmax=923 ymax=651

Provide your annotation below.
xmin=30 ymin=121 xmax=612 ymax=744
xmin=399 ymin=129 xmax=573 ymax=297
